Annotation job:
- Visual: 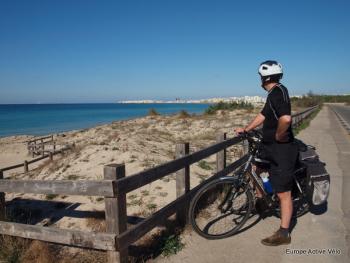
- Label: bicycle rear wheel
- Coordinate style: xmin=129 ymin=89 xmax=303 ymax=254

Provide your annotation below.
xmin=189 ymin=177 xmax=253 ymax=239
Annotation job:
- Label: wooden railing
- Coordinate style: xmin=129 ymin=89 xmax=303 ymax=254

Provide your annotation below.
xmin=27 ymin=135 xmax=55 ymax=157
xmin=0 ymin=169 xmax=118 ymax=251
xmin=291 ymin=105 xmax=319 ymax=129
xmin=1 ymin=144 xmax=73 ymax=174
xmin=0 ymin=106 xmax=319 ymax=263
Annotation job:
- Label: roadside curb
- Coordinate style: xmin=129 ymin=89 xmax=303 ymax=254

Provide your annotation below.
xmin=331 ymin=107 xmax=350 ymax=134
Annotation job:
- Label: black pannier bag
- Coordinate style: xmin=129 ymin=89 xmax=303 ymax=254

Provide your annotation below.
xmin=298 ymin=144 xmax=330 ymax=206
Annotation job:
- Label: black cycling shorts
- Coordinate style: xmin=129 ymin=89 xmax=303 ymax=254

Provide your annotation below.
xmin=261 ymin=141 xmax=298 ymax=193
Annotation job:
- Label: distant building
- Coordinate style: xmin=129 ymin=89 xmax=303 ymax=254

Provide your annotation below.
xmin=117 ymin=95 xmax=266 ymax=106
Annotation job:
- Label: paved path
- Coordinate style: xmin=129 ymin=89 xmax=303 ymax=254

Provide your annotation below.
xmin=157 ymin=105 xmax=349 ymax=263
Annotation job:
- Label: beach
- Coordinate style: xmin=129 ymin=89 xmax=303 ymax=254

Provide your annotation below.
xmin=0 ymin=108 xmax=258 ymax=235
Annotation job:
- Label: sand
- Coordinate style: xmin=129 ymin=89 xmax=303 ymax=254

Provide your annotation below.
xmin=0 ymin=109 xmax=257 ymax=233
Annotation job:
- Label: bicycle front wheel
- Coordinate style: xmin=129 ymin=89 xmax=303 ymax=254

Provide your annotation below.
xmin=189 ymin=177 xmax=253 ymax=239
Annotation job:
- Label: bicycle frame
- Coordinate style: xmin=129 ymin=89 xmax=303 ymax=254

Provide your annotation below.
xmin=238 ymin=154 xmax=275 ymax=206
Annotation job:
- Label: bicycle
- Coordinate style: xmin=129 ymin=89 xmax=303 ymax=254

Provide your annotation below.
xmin=188 ymin=130 xmax=309 ymax=239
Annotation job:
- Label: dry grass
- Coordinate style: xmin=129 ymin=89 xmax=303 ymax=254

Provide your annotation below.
xmin=130 ymin=221 xmax=185 ymax=262
xmin=0 ymin=236 xmax=107 ymax=263
xmin=148 ymin=108 xmax=160 ymax=116
xmin=86 ymin=216 xmax=106 ymax=232
xmin=59 ymin=249 xmax=106 ymax=263
xmin=21 ymin=240 xmax=54 ymax=263
xmin=177 ymin=110 xmax=190 ymax=118
xmin=0 ymin=235 xmax=30 ymax=263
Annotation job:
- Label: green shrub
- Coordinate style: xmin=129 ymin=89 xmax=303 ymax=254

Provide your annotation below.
xmin=67 ymin=174 xmax=79 ymax=180
xmin=178 ymin=110 xmax=190 ymax=118
xmin=198 ymin=160 xmax=212 ymax=170
xmin=148 ymin=108 xmax=160 ymax=116
xmin=45 ymin=194 xmax=58 ymax=200
xmin=205 ymin=101 xmax=254 ymax=114
xmin=160 ymin=234 xmax=184 ymax=257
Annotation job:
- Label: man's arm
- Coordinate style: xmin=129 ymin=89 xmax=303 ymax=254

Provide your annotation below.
xmin=275 ymin=115 xmax=292 ymax=142
xmin=235 ymin=113 xmax=265 ymax=133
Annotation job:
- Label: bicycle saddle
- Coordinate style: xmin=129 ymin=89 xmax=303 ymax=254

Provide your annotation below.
xmin=253 ymin=157 xmax=271 ymax=169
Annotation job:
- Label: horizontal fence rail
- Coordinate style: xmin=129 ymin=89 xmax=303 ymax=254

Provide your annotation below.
xmin=292 ymin=105 xmax=318 ymax=128
xmin=116 ymin=154 xmax=250 ymax=250
xmin=0 ymin=105 xmax=319 ymax=263
xmin=114 ymin=136 xmax=244 ymax=195
xmin=0 ymin=179 xmax=115 ymax=197
xmin=26 ymin=135 xmax=53 ymax=144
xmin=1 ymin=145 xmax=72 ymax=173
xmin=0 ymin=221 xmax=117 ymax=251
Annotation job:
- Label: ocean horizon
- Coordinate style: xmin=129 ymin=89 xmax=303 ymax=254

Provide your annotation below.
xmin=0 ymin=103 xmax=210 ymax=138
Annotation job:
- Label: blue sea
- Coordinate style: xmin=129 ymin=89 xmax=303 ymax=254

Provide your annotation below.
xmin=0 ymin=103 xmax=211 ymax=137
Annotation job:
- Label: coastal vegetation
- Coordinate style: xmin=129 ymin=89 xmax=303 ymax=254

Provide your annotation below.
xmin=291 ymin=92 xmax=350 ymax=108
xmin=205 ymin=101 xmax=254 ymax=114
xmin=198 ymin=160 xmax=213 ymax=170
xmin=177 ymin=110 xmax=190 ymax=118
xmin=148 ymin=108 xmax=160 ymax=116
xmin=160 ymin=234 xmax=185 ymax=257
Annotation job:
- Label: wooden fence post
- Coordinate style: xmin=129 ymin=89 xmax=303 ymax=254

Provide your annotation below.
xmin=104 ymin=164 xmax=128 ymax=263
xmin=32 ymin=142 xmax=35 ymax=157
xmin=53 ymin=141 xmax=56 ymax=151
xmin=49 ymin=152 xmax=53 ymax=161
xmin=216 ymin=133 xmax=227 ymax=172
xmin=0 ymin=170 xmax=5 ymax=220
xmin=296 ymin=115 xmax=300 ymax=128
xmin=24 ymin=161 xmax=28 ymax=173
xmin=175 ymin=142 xmax=190 ymax=226
xmin=41 ymin=142 xmax=44 ymax=156
xmin=242 ymin=139 xmax=249 ymax=156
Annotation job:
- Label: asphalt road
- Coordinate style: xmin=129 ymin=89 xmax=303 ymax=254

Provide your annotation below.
xmin=330 ymin=104 xmax=350 ymax=126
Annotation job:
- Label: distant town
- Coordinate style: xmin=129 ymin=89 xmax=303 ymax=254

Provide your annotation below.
xmin=118 ymin=96 xmax=270 ymax=106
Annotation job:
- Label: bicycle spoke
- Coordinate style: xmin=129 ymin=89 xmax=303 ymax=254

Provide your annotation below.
xmin=190 ymin=179 xmax=253 ymax=238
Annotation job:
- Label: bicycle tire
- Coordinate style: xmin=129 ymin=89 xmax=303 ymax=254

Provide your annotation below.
xmin=189 ymin=176 xmax=254 ymax=239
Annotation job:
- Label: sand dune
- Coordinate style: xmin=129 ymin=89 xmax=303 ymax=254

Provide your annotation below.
xmin=0 ymin=109 xmax=256 ymax=232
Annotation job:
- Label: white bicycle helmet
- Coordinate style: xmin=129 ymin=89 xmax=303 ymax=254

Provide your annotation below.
xmin=258 ymin=60 xmax=283 ymax=83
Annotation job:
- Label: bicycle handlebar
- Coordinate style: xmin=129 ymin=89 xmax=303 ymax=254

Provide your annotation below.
xmin=237 ymin=130 xmax=263 ymax=140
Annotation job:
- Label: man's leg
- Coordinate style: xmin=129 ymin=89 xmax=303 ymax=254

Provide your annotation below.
xmin=277 ymin=191 xmax=293 ymax=229
xmin=261 ymin=190 xmax=293 ymax=246
xmin=252 ymin=165 xmax=264 ymax=198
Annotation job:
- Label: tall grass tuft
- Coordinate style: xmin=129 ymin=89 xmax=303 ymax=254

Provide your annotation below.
xmin=148 ymin=108 xmax=160 ymax=116
xmin=178 ymin=110 xmax=190 ymax=118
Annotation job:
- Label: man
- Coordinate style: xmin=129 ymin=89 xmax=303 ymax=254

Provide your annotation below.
xmin=235 ymin=60 xmax=298 ymax=246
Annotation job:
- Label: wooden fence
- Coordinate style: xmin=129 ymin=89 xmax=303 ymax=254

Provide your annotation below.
xmin=1 ymin=144 xmax=73 ymax=174
xmin=27 ymin=135 xmax=55 ymax=157
xmin=0 ymin=106 xmax=318 ymax=263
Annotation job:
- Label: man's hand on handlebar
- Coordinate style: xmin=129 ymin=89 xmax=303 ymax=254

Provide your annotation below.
xmin=234 ymin=127 xmax=246 ymax=135
xmin=234 ymin=129 xmax=263 ymax=140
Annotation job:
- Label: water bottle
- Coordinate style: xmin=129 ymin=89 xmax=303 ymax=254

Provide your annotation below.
xmin=262 ymin=176 xmax=273 ymax=194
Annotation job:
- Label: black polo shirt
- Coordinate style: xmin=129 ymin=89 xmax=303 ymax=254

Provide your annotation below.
xmin=260 ymin=83 xmax=294 ymax=143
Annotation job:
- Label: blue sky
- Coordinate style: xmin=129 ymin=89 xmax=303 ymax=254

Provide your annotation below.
xmin=0 ymin=0 xmax=349 ymax=103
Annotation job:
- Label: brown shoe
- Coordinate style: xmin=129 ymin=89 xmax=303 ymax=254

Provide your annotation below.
xmin=261 ymin=230 xmax=291 ymax=246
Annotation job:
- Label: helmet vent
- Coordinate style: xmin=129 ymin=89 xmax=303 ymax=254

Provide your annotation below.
xmin=262 ymin=66 xmax=268 ymax=70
